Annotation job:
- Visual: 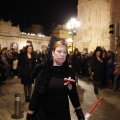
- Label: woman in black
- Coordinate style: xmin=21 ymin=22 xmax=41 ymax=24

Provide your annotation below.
xmin=26 ymin=36 xmax=84 ymax=120
xmin=71 ymin=48 xmax=81 ymax=84
xmin=20 ymin=45 xmax=36 ymax=102
xmin=91 ymin=46 xmax=104 ymax=99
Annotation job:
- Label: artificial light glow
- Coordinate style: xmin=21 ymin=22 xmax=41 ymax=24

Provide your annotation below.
xmin=38 ymin=34 xmax=42 ymax=36
xmin=22 ymin=32 xmax=26 ymax=34
xmin=66 ymin=18 xmax=80 ymax=30
xmin=68 ymin=31 xmax=72 ymax=34
xmin=66 ymin=18 xmax=80 ymax=52
xmin=31 ymin=33 xmax=35 ymax=35
xmin=38 ymin=34 xmax=45 ymax=37
xmin=66 ymin=38 xmax=73 ymax=43
xmin=66 ymin=21 xmax=71 ymax=30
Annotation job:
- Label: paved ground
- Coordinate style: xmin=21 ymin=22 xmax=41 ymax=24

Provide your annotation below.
xmin=0 ymin=76 xmax=120 ymax=120
xmin=77 ymin=76 xmax=120 ymax=120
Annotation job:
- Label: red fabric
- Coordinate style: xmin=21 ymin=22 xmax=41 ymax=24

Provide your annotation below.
xmin=64 ymin=77 xmax=75 ymax=85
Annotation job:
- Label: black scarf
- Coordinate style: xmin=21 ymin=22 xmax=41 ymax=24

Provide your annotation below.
xmin=33 ymin=60 xmax=69 ymax=94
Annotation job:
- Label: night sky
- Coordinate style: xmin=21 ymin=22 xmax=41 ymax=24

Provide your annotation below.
xmin=0 ymin=0 xmax=78 ymax=35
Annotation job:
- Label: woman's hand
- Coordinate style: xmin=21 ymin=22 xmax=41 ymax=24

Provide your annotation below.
xmin=26 ymin=113 xmax=34 ymax=120
xmin=26 ymin=110 xmax=34 ymax=120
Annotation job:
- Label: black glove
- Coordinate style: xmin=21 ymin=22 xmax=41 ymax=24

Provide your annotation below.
xmin=26 ymin=113 xmax=34 ymax=120
xmin=75 ymin=108 xmax=85 ymax=120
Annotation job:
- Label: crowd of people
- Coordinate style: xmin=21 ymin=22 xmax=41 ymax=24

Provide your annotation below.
xmin=0 ymin=39 xmax=119 ymax=90
xmin=69 ymin=46 xmax=120 ymax=98
xmin=0 ymin=46 xmax=46 ymax=86
xmin=0 ymin=36 xmax=120 ymax=120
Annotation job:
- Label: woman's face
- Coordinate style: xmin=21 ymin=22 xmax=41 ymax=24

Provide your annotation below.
xmin=27 ymin=46 xmax=33 ymax=53
xmin=52 ymin=45 xmax=67 ymax=66
xmin=96 ymin=51 xmax=101 ymax=57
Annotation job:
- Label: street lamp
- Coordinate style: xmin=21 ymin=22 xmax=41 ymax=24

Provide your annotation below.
xmin=66 ymin=38 xmax=73 ymax=53
xmin=66 ymin=18 xmax=80 ymax=52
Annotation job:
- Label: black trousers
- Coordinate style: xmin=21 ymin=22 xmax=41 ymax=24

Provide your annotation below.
xmin=93 ymin=81 xmax=101 ymax=94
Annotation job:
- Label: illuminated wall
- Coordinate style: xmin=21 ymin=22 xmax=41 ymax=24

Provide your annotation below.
xmin=0 ymin=20 xmax=50 ymax=51
xmin=77 ymin=0 xmax=110 ymax=52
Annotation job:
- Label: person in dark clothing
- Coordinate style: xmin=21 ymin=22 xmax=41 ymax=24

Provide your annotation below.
xmin=71 ymin=48 xmax=81 ymax=84
xmin=113 ymin=66 xmax=120 ymax=91
xmin=0 ymin=48 xmax=10 ymax=80
xmin=34 ymin=50 xmax=42 ymax=65
xmin=18 ymin=47 xmax=26 ymax=78
xmin=106 ymin=51 xmax=115 ymax=89
xmin=20 ymin=45 xmax=36 ymax=102
xmin=41 ymin=50 xmax=46 ymax=62
xmin=26 ymin=36 xmax=85 ymax=120
xmin=0 ymin=55 xmax=5 ymax=85
xmin=91 ymin=46 xmax=104 ymax=99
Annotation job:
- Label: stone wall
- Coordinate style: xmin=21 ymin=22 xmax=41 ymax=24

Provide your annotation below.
xmin=110 ymin=0 xmax=120 ymax=52
xmin=0 ymin=20 xmax=50 ymax=51
xmin=77 ymin=0 xmax=110 ymax=52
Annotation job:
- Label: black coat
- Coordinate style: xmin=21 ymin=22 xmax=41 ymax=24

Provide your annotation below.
xmin=28 ymin=65 xmax=80 ymax=120
xmin=20 ymin=53 xmax=36 ymax=85
xmin=91 ymin=56 xmax=104 ymax=81
xmin=71 ymin=54 xmax=81 ymax=73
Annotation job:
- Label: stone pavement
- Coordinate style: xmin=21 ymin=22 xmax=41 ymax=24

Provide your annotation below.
xmin=77 ymin=76 xmax=120 ymax=120
xmin=0 ymin=77 xmax=120 ymax=120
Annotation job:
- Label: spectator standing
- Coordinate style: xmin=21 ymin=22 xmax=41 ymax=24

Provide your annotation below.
xmin=113 ymin=65 xmax=120 ymax=91
xmin=20 ymin=45 xmax=36 ymax=102
xmin=91 ymin=46 xmax=104 ymax=99
xmin=71 ymin=48 xmax=81 ymax=84
xmin=106 ymin=51 xmax=115 ymax=89
xmin=0 ymin=48 xmax=10 ymax=80
xmin=34 ymin=50 xmax=42 ymax=65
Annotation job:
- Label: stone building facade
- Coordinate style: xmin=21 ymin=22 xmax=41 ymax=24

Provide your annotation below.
xmin=109 ymin=0 xmax=120 ymax=52
xmin=52 ymin=25 xmax=77 ymax=53
xmin=2 ymin=0 xmax=120 ymax=53
xmin=52 ymin=0 xmax=120 ymax=53
xmin=0 ymin=19 xmax=50 ymax=52
xmin=77 ymin=0 xmax=111 ymax=52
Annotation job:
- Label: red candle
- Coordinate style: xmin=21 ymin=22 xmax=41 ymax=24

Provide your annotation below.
xmin=88 ymin=97 xmax=103 ymax=114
